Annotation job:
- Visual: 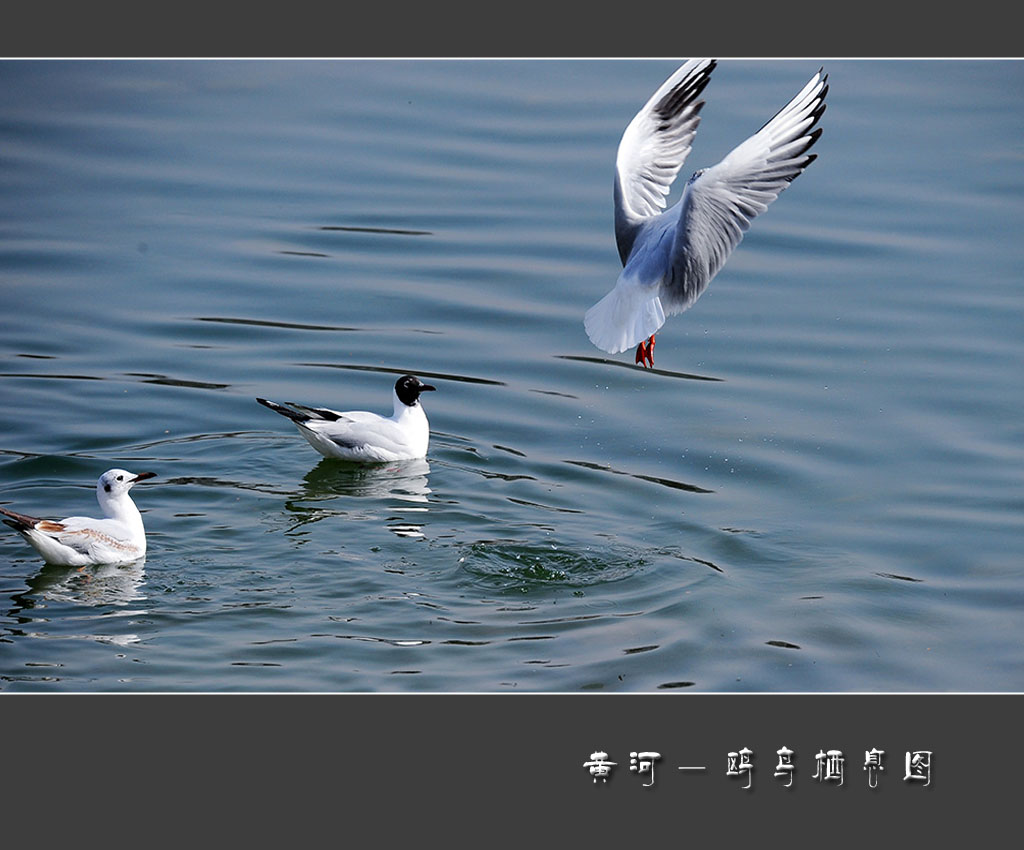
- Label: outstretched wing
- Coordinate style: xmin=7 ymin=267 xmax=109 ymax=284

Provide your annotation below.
xmin=614 ymin=59 xmax=717 ymax=263
xmin=665 ymin=69 xmax=828 ymax=314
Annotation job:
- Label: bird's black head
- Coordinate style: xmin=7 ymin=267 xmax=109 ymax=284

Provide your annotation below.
xmin=395 ymin=374 xmax=436 ymax=407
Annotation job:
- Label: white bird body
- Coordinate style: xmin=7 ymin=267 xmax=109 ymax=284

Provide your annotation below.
xmin=258 ymin=374 xmax=436 ymax=463
xmin=0 ymin=469 xmax=155 ymax=567
xmin=585 ymin=59 xmax=828 ymax=367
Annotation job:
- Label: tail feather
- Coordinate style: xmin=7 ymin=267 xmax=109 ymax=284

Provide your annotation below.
xmin=584 ymin=284 xmax=666 ymax=355
xmin=0 ymin=505 xmax=42 ymax=531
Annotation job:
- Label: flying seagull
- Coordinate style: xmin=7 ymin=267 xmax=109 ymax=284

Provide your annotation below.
xmin=585 ymin=59 xmax=828 ymax=367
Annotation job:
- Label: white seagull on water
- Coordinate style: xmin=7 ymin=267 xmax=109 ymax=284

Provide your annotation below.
xmin=257 ymin=373 xmax=436 ymax=462
xmin=0 ymin=469 xmax=155 ymax=567
xmin=584 ymin=59 xmax=828 ymax=368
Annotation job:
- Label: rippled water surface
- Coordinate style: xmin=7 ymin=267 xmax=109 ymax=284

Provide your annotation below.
xmin=1 ymin=59 xmax=1021 ymax=691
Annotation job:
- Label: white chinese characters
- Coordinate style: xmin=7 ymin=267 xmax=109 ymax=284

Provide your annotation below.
xmin=864 ymin=748 xmax=885 ymax=789
xmin=726 ymin=747 xmax=754 ymax=790
xmin=584 ymin=751 xmax=617 ymax=784
xmin=585 ymin=747 xmax=933 ymax=790
xmin=774 ymin=746 xmax=795 ymax=788
xmin=813 ymin=749 xmax=846 ymax=786
xmin=905 ymin=750 xmax=933 ymax=787
xmin=629 ymin=751 xmax=661 ymax=788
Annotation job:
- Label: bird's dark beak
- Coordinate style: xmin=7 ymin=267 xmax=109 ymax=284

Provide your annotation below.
xmin=421 ymin=383 xmax=436 ymax=392
xmin=132 ymin=472 xmax=157 ymax=483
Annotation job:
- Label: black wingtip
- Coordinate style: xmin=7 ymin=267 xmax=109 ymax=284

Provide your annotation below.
xmin=287 ymin=402 xmax=343 ymax=422
xmin=656 ymin=59 xmax=718 ymax=123
xmin=256 ymin=397 xmax=308 ymax=423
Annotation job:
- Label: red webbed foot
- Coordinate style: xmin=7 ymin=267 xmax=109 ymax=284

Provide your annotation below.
xmin=634 ymin=335 xmax=655 ymax=368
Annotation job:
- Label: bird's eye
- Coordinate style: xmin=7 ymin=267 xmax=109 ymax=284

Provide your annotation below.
xmin=117 ymin=475 xmax=124 ymax=481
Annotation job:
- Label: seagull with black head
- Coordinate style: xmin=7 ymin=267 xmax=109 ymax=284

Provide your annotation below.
xmin=258 ymin=373 xmax=437 ymax=462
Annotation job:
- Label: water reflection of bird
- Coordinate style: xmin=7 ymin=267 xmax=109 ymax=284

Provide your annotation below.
xmin=301 ymin=457 xmax=431 ymax=503
xmin=20 ymin=558 xmax=147 ymax=607
xmin=0 ymin=469 xmax=155 ymax=566
xmin=257 ymin=374 xmax=436 ymax=462
xmin=585 ymin=59 xmax=828 ymax=368
xmin=281 ymin=457 xmax=433 ymax=539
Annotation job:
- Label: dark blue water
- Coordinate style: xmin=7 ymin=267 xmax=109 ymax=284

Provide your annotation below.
xmin=1 ymin=59 xmax=1021 ymax=691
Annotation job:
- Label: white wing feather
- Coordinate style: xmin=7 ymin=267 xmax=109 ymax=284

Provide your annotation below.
xmin=614 ymin=59 xmax=716 ymax=245
xmin=668 ymin=69 xmax=828 ymax=310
